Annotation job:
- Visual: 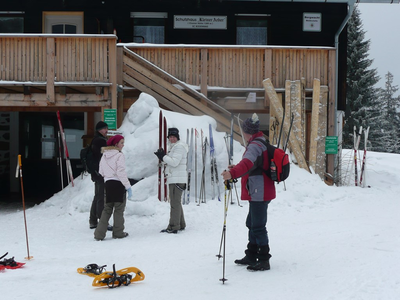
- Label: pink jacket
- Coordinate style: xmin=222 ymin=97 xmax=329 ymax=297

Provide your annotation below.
xmin=99 ymin=146 xmax=131 ymax=190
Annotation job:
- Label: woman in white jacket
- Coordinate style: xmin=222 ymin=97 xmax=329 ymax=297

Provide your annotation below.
xmin=155 ymin=127 xmax=188 ymax=234
xmin=94 ymin=135 xmax=132 ymax=241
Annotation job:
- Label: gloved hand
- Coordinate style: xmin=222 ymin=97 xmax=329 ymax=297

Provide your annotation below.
xmin=154 ymin=148 xmax=166 ymax=161
xmin=127 ymin=187 xmax=133 ymax=200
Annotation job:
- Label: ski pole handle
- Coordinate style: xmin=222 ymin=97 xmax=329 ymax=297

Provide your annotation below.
xmin=16 ymin=155 xmax=23 ymax=178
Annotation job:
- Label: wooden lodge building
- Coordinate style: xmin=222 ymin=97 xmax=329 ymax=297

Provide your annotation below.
xmin=0 ymin=0 xmax=396 ymax=201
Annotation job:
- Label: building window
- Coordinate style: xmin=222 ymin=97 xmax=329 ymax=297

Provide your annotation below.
xmin=131 ymin=12 xmax=167 ymax=44
xmin=52 ymin=24 xmax=77 ymax=34
xmin=0 ymin=12 xmax=24 ymax=33
xmin=43 ymin=12 xmax=83 ymax=34
xmin=236 ymin=15 xmax=269 ymax=45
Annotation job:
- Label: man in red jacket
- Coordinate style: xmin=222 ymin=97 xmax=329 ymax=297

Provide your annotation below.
xmin=221 ymin=113 xmax=276 ymax=271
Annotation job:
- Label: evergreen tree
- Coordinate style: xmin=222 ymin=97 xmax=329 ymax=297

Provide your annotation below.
xmin=374 ymin=72 xmax=400 ymax=153
xmin=344 ymin=7 xmax=380 ymax=149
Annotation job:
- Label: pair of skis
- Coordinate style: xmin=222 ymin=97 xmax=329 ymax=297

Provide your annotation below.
xmin=353 ymin=126 xmax=370 ymax=187
xmin=56 ymin=111 xmax=74 ymax=187
xmin=185 ymin=125 xmax=222 ymax=204
xmin=158 ymin=111 xmax=168 ymax=202
xmin=198 ymin=130 xmax=208 ymax=205
xmin=209 ymin=124 xmax=221 ymax=201
xmin=184 ymin=128 xmax=194 ymax=205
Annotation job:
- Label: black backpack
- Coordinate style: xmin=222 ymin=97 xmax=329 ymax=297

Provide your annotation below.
xmin=80 ymin=142 xmax=95 ymax=174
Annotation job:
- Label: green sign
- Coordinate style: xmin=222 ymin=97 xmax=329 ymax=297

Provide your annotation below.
xmin=325 ymin=136 xmax=338 ymax=154
xmin=104 ymin=109 xmax=117 ymax=130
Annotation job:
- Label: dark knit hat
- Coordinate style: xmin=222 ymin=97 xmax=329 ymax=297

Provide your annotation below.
xmin=167 ymin=127 xmax=180 ymax=140
xmin=107 ymin=134 xmax=124 ymax=146
xmin=242 ymin=113 xmax=260 ymax=134
xmin=96 ymin=121 xmax=108 ymax=131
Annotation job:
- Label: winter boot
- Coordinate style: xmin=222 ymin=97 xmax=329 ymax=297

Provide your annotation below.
xmin=234 ymin=243 xmax=257 ymax=266
xmin=247 ymin=245 xmax=271 ymax=271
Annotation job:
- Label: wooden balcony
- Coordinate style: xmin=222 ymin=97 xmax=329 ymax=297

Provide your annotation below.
xmin=0 ymin=34 xmax=117 ymax=109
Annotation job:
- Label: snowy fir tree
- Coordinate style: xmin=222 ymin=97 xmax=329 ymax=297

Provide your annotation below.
xmin=374 ymin=72 xmax=400 ymax=153
xmin=343 ymin=7 xmax=380 ymax=150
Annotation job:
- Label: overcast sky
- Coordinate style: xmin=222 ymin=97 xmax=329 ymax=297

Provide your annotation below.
xmin=358 ymin=3 xmax=400 ymax=96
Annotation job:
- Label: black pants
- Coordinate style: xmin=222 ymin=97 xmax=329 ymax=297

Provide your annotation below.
xmin=89 ymin=177 xmax=105 ymax=225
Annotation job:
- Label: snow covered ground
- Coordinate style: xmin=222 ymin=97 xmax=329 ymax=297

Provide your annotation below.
xmin=1 ymin=93 xmax=400 ymax=300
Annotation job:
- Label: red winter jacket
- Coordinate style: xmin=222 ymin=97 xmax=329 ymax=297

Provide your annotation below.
xmin=229 ymin=132 xmax=276 ymax=202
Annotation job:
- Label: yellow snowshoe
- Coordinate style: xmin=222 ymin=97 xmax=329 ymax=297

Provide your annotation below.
xmin=92 ymin=264 xmax=145 ymax=288
xmin=77 ymin=264 xmax=107 ymax=277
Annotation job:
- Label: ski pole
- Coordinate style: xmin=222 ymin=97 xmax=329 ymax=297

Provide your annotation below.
xmin=282 ymin=114 xmax=294 ymax=191
xmin=16 ymin=155 xmax=33 ymax=260
xmin=277 ymin=109 xmax=285 ymax=148
xmin=217 ymin=179 xmax=231 ymax=284
xmin=236 ymin=114 xmax=246 ymax=146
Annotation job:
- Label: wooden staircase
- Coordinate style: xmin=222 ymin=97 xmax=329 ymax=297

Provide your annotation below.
xmin=121 ymin=46 xmax=242 ymax=141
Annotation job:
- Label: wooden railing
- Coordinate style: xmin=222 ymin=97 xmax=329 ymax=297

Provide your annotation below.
xmin=0 ymin=34 xmax=117 ymax=107
xmin=124 ymin=44 xmax=336 ymax=92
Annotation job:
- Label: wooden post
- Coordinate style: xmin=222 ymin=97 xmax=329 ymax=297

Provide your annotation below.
xmin=326 ymin=49 xmax=336 ymax=183
xmin=291 ymin=80 xmax=303 ymax=154
xmin=317 ymin=86 xmax=328 ymax=179
xmin=116 ymin=45 xmax=124 ymax=128
xmin=200 ymin=48 xmax=208 ymax=103
xmin=46 ymin=37 xmax=55 ymax=103
xmin=263 ymin=78 xmax=310 ymax=173
xmin=108 ymin=38 xmax=118 ymax=110
xmin=309 ymin=79 xmax=321 ymax=173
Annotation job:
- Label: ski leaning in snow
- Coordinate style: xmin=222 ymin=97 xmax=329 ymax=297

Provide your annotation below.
xmin=209 ymin=124 xmax=221 ymax=201
xmin=157 ymin=111 xmax=168 ymax=201
xmin=359 ymin=126 xmax=370 ymax=187
xmin=56 ymin=111 xmax=74 ymax=187
xmin=163 ymin=116 xmax=168 ymax=202
xmin=194 ymin=129 xmax=199 ymax=203
xmin=198 ymin=132 xmax=208 ymax=205
xmin=209 ymin=124 xmax=216 ymax=200
xmin=353 ymin=126 xmax=362 ymax=186
xmin=91 ymin=264 xmax=145 ymax=288
xmin=185 ymin=128 xmax=194 ymax=205
xmin=0 ymin=252 xmax=25 ymax=270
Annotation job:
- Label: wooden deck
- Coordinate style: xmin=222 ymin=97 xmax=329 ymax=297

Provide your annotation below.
xmin=0 ymin=34 xmax=117 ymax=109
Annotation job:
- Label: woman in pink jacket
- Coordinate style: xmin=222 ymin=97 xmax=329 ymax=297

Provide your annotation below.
xmin=94 ymin=135 xmax=132 ymax=241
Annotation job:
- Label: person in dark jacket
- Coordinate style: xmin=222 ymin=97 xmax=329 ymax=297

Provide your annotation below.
xmin=221 ymin=113 xmax=276 ymax=271
xmin=89 ymin=121 xmax=109 ymax=229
